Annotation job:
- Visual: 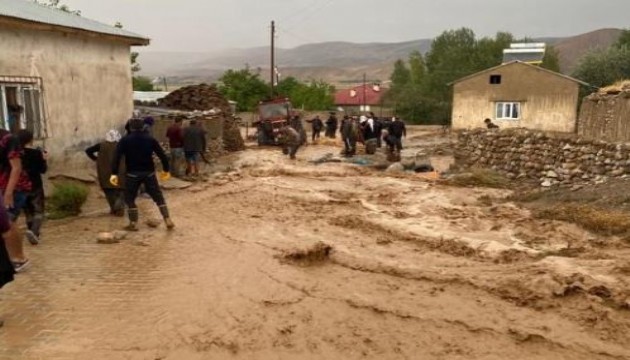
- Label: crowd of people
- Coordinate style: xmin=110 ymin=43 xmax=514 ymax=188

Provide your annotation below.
xmin=280 ymin=111 xmax=407 ymax=161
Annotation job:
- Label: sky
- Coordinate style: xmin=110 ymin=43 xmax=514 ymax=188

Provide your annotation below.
xmin=60 ymin=0 xmax=630 ymax=52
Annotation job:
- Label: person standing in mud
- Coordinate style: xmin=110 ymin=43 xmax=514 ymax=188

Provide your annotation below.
xmin=308 ymin=115 xmax=324 ymax=142
xmin=341 ymin=115 xmax=358 ymax=157
xmin=0 ymin=129 xmax=31 ymax=272
xmin=165 ymin=117 xmax=185 ymax=178
xmin=111 ymin=118 xmax=174 ymax=231
xmin=85 ymin=130 xmax=126 ymax=217
xmin=290 ymin=115 xmax=307 ymax=145
xmin=388 ymin=116 xmax=407 ymax=156
xmin=20 ymin=130 xmax=47 ymax=245
xmin=370 ymin=112 xmax=384 ymax=148
xmin=325 ymin=112 xmax=338 ymax=138
xmin=183 ymin=119 xmax=207 ymax=178
xmin=278 ymin=125 xmax=301 ymax=160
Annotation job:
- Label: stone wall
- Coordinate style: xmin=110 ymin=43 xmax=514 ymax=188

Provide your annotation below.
xmin=455 ymin=128 xmax=630 ymax=187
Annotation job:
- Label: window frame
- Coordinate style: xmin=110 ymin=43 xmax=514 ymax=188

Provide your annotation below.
xmin=495 ymin=101 xmax=521 ymax=120
xmin=0 ymin=76 xmax=47 ymax=139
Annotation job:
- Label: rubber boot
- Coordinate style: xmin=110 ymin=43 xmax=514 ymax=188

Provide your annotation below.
xmin=159 ymin=205 xmax=175 ymax=230
xmin=125 ymin=208 xmax=139 ymax=231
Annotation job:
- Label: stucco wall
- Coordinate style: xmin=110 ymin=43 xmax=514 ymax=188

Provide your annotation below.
xmin=452 ymin=63 xmax=579 ymax=133
xmin=0 ymin=23 xmax=133 ymax=172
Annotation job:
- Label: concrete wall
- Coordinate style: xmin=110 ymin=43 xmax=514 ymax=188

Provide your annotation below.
xmin=578 ymin=91 xmax=630 ymax=142
xmin=452 ymin=63 xmax=579 ymax=133
xmin=0 ymin=22 xmax=134 ymax=172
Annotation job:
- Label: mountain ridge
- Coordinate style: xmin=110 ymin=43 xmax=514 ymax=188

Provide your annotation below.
xmin=138 ymin=28 xmax=622 ymax=86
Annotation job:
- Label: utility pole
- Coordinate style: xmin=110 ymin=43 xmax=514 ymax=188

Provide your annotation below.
xmin=363 ymin=73 xmax=367 ymax=112
xmin=270 ymin=20 xmax=276 ymax=98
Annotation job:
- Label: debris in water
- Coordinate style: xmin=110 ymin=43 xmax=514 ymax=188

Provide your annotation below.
xmin=279 ymin=242 xmax=332 ymax=266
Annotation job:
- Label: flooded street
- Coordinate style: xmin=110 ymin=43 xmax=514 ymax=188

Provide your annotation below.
xmin=1 ymin=128 xmax=629 ymax=359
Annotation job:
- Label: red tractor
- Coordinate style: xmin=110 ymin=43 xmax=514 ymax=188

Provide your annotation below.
xmin=255 ymin=97 xmax=293 ymax=145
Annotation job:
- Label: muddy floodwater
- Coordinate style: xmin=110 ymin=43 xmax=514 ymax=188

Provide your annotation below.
xmin=1 ymin=127 xmax=629 ymax=359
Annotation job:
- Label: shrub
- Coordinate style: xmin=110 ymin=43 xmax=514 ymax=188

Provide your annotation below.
xmin=48 ymin=182 xmax=89 ymax=219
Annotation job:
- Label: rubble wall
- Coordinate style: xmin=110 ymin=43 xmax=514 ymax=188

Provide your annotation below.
xmin=578 ymin=92 xmax=630 ymax=142
xmin=455 ymin=129 xmax=630 ymax=186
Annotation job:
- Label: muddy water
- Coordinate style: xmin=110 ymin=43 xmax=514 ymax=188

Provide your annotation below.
xmin=2 ymin=128 xmax=630 ymax=359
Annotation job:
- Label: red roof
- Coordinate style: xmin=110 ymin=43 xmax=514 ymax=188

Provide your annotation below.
xmin=334 ymin=84 xmax=384 ymax=106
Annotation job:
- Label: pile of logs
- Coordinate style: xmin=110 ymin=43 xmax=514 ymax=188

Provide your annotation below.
xmin=159 ymin=84 xmax=244 ymax=152
xmin=158 ymin=84 xmax=231 ymax=113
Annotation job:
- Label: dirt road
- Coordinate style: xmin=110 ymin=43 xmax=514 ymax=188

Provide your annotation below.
xmin=1 ymin=129 xmax=629 ymax=359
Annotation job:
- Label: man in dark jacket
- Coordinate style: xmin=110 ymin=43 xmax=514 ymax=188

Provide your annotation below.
xmin=308 ymin=115 xmax=324 ymax=142
xmin=112 ymin=119 xmax=173 ymax=231
xmin=387 ymin=116 xmax=407 ymax=155
xmin=183 ymin=120 xmax=207 ymax=178
xmin=325 ymin=112 xmax=338 ymax=138
xmin=86 ymin=129 xmax=126 ymax=217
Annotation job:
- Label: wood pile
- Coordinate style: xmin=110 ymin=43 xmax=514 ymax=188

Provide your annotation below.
xmin=158 ymin=84 xmax=244 ymax=152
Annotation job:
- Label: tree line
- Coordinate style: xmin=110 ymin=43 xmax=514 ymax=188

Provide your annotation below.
xmin=217 ymin=68 xmax=335 ymax=112
xmin=572 ymin=29 xmax=630 ymax=91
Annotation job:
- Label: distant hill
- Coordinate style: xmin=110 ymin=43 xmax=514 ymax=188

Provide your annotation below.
xmin=138 ymin=28 xmax=622 ymax=86
xmin=551 ymin=28 xmax=622 ymax=73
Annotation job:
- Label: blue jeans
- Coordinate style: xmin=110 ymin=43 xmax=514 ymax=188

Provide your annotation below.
xmin=7 ymin=191 xmax=28 ymax=222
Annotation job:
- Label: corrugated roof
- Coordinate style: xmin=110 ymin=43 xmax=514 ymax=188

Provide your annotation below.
xmin=0 ymin=0 xmax=149 ymax=44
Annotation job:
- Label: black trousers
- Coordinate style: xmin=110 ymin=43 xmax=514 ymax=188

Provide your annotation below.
xmin=312 ymin=129 xmax=321 ymax=142
xmin=24 ymin=188 xmax=45 ymax=236
xmin=125 ymin=172 xmax=165 ymax=209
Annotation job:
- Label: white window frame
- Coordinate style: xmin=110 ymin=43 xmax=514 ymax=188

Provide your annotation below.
xmin=0 ymin=76 xmax=47 ymax=139
xmin=495 ymin=102 xmax=521 ymax=120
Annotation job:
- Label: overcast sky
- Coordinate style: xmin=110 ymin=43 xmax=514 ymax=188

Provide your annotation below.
xmin=62 ymin=0 xmax=630 ymax=52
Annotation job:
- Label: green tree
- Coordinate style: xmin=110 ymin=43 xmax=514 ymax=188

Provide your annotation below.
xmin=572 ymin=46 xmax=630 ymax=88
xmin=218 ymin=67 xmax=270 ymax=111
xmin=276 ymin=77 xmax=334 ymax=110
xmin=614 ymin=29 xmax=630 ymax=49
xmin=132 ymin=76 xmax=154 ymax=91
xmin=541 ymin=45 xmax=561 ymax=72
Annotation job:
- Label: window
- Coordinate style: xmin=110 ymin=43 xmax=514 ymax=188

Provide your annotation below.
xmin=496 ymin=102 xmax=520 ymax=120
xmin=0 ymin=77 xmax=46 ymax=138
xmin=489 ymin=75 xmax=502 ymax=84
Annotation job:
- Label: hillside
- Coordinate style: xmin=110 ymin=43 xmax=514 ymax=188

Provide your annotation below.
xmin=138 ymin=28 xmax=622 ymax=86
xmin=553 ymin=28 xmax=623 ymax=73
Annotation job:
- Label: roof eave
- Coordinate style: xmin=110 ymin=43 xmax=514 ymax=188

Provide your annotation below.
xmin=0 ymin=15 xmax=150 ymax=46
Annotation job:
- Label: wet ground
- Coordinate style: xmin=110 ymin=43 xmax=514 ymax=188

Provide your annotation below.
xmin=1 ymin=128 xmax=629 ymax=359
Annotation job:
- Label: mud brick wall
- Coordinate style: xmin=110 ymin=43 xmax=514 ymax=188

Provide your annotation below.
xmin=455 ymin=129 xmax=630 ymax=186
xmin=578 ymin=91 xmax=630 ymax=142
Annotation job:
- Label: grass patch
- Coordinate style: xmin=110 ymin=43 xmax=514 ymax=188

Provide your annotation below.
xmin=48 ymin=182 xmax=89 ymax=220
xmin=533 ymin=203 xmax=630 ymax=236
xmin=447 ymin=168 xmax=509 ymax=189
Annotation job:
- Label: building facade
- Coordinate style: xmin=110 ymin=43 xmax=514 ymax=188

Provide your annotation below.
xmin=451 ymin=61 xmax=587 ymax=132
xmin=0 ymin=0 xmax=149 ymax=169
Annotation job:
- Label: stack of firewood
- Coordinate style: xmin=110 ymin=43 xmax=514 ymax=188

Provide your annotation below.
xmin=159 ymin=84 xmax=244 ymax=152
